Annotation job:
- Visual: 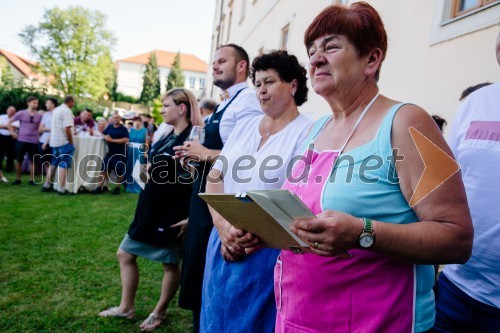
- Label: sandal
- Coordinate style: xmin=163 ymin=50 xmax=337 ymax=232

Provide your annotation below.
xmin=99 ymin=306 xmax=135 ymax=319
xmin=140 ymin=312 xmax=167 ymax=331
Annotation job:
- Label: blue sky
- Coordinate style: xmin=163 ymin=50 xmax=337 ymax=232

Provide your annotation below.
xmin=0 ymin=0 xmax=215 ymax=63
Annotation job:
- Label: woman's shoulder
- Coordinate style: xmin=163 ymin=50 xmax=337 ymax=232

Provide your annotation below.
xmin=233 ymin=114 xmax=263 ymax=133
xmin=294 ymin=114 xmax=315 ymax=127
xmin=391 ymin=103 xmax=434 ymax=132
xmin=385 ymin=101 xmax=446 ymax=153
xmin=285 ymin=114 xmax=314 ymax=137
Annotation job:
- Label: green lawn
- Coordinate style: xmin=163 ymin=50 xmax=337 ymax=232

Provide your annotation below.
xmin=0 ymin=172 xmax=192 ymax=332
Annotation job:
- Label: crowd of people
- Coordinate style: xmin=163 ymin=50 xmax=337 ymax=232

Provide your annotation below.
xmin=0 ymin=94 xmax=212 ymax=195
xmin=1 ymin=2 xmax=499 ymax=332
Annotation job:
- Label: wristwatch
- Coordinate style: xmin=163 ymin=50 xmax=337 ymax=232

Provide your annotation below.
xmin=357 ymin=218 xmax=376 ymax=248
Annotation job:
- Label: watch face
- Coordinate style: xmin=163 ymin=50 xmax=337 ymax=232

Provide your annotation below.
xmin=359 ymin=235 xmax=374 ymax=248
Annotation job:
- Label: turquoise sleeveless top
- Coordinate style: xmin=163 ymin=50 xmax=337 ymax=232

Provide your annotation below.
xmin=307 ymin=103 xmax=435 ymax=332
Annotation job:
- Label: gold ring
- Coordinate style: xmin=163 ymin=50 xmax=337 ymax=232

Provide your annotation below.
xmin=313 ymin=242 xmax=319 ymax=250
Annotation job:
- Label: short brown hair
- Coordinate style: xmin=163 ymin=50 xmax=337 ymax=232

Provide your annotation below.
xmin=27 ymin=96 xmax=38 ymax=103
xmin=64 ymin=95 xmax=74 ymax=104
xmin=304 ymin=2 xmax=388 ymax=80
xmin=217 ymin=43 xmax=250 ymax=77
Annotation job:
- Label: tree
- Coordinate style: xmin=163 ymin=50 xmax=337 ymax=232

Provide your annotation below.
xmin=107 ymin=60 xmax=118 ymax=100
xmin=0 ymin=56 xmax=15 ymax=88
xmin=19 ymin=6 xmax=116 ymax=99
xmin=140 ymin=52 xmax=161 ymax=104
xmin=166 ymin=52 xmax=185 ymax=91
xmin=151 ymin=98 xmax=164 ymax=125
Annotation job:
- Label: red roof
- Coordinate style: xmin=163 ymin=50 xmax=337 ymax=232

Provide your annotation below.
xmin=0 ymin=49 xmax=35 ymax=77
xmin=118 ymin=50 xmax=208 ymax=73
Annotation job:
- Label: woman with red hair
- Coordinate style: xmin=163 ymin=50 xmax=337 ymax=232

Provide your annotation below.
xmin=265 ymin=2 xmax=472 ymax=332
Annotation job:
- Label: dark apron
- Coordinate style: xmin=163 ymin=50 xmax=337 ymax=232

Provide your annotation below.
xmin=178 ymin=88 xmax=246 ymax=317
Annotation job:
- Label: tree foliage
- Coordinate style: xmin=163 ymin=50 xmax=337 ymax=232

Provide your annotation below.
xmin=140 ymin=52 xmax=161 ymax=104
xmin=0 ymin=85 xmax=110 ymax=119
xmin=0 ymin=86 xmax=60 ymax=114
xmin=108 ymin=65 xmax=118 ymax=100
xmin=19 ymin=6 xmax=116 ymax=99
xmin=166 ymin=52 xmax=185 ymax=91
xmin=151 ymin=98 xmax=164 ymax=125
xmin=0 ymin=56 xmax=15 ymax=88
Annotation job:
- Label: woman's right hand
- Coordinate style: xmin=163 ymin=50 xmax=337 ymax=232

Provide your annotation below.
xmin=214 ymin=217 xmax=246 ymax=261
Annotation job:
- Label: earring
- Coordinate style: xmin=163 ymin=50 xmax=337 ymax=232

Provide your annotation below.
xmin=291 ymin=92 xmax=295 ymax=97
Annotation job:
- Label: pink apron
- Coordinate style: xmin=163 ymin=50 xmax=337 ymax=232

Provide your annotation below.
xmin=275 ymin=95 xmax=415 ymax=333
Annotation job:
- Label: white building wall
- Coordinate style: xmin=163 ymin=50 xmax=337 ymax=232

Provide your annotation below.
xmin=208 ymin=0 xmax=500 ymax=131
xmin=182 ymin=70 xmax=208 ymax=97
xmin=117 ymin=62 xmax=144 ymax=98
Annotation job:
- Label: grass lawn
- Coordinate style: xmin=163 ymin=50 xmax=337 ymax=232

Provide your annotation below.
xmin=0 ymin=172 xmax=192 ymax=332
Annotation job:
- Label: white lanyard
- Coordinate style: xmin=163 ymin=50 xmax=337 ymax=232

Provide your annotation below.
xmin=313 ymin=93 xmax=379 ymax=154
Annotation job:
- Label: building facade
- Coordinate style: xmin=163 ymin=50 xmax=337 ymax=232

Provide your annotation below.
xmin=116 ymin=50 xmax=208 ymax=99
xmin=0 ymin=48 xmax=48 ymax=89
xmin=208 ymin=0 xmax=500 ymax=128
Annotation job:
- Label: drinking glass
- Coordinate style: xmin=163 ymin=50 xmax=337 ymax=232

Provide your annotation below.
xmin=186 ymin=126 xmax=204 ymax=167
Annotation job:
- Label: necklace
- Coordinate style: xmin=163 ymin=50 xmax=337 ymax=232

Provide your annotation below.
xmin=262 ymin=113 xmax=299 ymax=137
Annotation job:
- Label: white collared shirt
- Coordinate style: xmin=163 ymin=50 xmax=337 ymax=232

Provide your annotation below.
xmin=50 ymin=103 xmax=74 ymax=147
xmin=216 ymin=82 xmax=263 ymax=144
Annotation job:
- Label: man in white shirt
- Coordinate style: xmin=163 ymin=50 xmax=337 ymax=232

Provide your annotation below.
xmin=434 ymin=30 xmax=500 ymax=333
xmin=176 ymin=43 xmax=262 ymax=332
xmin=211 ymin=43 xmax=262 ymax=144
xmin=42 ymin=96 xmax=75 ymax=194
xmin=38 ymin=98 xmax=57 ymax=185
xmin=0 ymin=106 xmax=17 ymax=179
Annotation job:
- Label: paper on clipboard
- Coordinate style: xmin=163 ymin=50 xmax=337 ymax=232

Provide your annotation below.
xmin=244 ymin=190 xmax=314 ymax=247
xmin=199 ymin=189 xmax=315 ymax=252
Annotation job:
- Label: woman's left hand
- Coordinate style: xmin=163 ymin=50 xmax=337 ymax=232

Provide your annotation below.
xmin=233 ymin=228 xmax=261 ymax=255
xmin=171 ymin=219 xmax=188 ymax=239
xmin=291 ymin=210 xmax=363 ymax=256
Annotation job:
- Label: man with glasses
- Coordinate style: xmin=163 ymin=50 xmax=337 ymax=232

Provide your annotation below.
xmin=8 ymin=96 xmax=42 ymax=185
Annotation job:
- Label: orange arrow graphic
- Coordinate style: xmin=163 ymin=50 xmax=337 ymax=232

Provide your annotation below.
xmin=408 ymin=127 xmax=461 ymax=207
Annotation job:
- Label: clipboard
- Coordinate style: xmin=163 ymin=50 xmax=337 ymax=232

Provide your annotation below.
xmin=199 ymin=189 xmax=314 ymax=254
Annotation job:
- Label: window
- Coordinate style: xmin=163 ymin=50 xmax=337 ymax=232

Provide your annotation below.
xmin=280 ymin=24 xmax=290 ymax=50
xmin=453 ymin=0 xmax=498 ymax=17
xmin=430 ymin=0 xmax=499 ymax=45
xmin=227 ymin=11 xmax=233 ymax=42
xmin=219 ymin=15 xmax=225 ymax=47
xmin=189 ymin=77 xmax=196 ymax=89
xmin=199 ymin=77 xmax=205 ymax=89
xmin=239 ymin=0 xmax=247 ymax=24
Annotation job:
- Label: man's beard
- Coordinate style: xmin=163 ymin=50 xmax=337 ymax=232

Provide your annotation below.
xmin=214 ymin=72 xmax=237 ymax=90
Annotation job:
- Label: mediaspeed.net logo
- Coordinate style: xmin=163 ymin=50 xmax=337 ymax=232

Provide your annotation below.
xmin=407 ymin=127 xmax=460 ymax=207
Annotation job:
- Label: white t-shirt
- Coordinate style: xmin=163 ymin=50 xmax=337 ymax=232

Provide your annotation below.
xmin=0 ymin=114 xmax=11 ymax=136
xmin=444 ymin=82 xmax=500 ymax=308
xmin=214 ymin=114 xmax=313 ymax=193
xmin=0 ymin=114 xmax=19 ymax=136
xmin=39 ymin=111 xmax=52 ymax=144
xmin=215 ymin=82 xmax=263 ymax=144
xmin=50 ymin=104 xmax=74 ymax=147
